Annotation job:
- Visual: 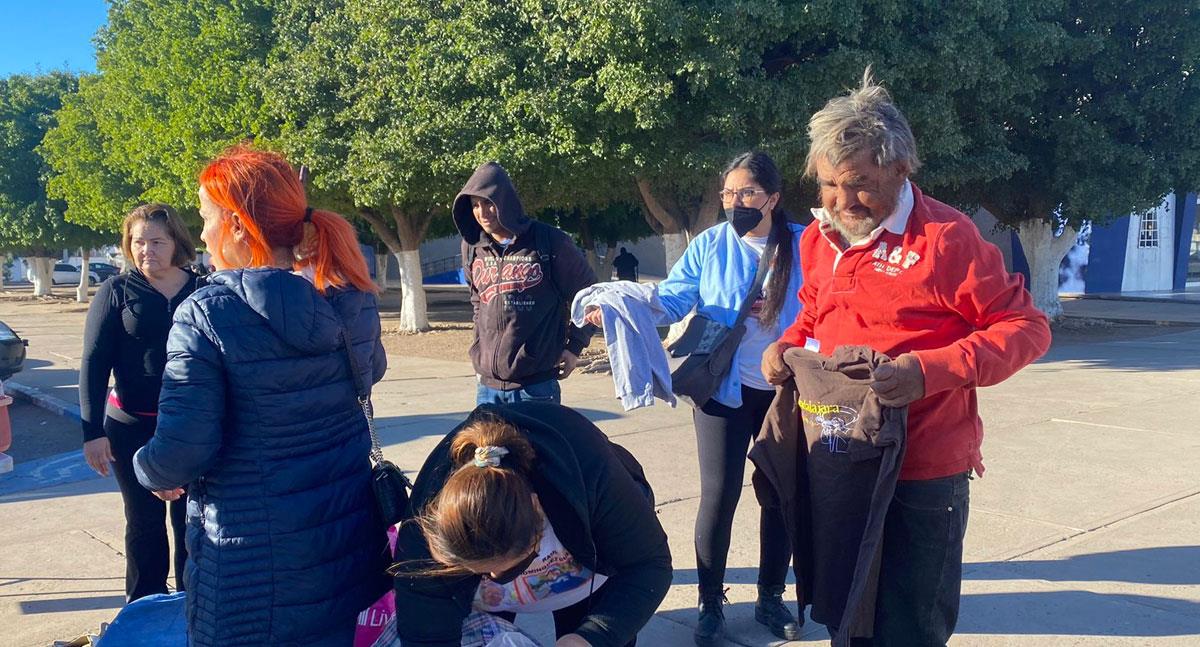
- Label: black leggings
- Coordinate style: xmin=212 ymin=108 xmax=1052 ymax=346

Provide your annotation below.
xmin=105 ymin=409 xmax=187 ymax=601
xmin=693 ymin=386 xmax=791 ymax=597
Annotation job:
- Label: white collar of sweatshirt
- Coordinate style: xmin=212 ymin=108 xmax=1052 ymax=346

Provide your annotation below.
xmin=811 ymin=180 xmax=913 ymax=269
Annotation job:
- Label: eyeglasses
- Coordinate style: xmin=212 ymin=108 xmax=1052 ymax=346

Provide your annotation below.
xmin=719 ymin=188 xmax=767 ymax=204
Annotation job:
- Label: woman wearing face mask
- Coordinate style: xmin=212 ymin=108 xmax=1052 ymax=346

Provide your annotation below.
xmin=585 ymin=151 xmax=805 ymax=644
xmin=391 ymin=402 xmax=671 ymax=647
xmin=79 ymin=204 xmax=199 ymax=602
xmin=132 ymin=145 xmax=390 ymax=646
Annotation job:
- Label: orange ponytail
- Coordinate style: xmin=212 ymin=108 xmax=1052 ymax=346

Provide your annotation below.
xmin=198 ymin=144 xmax=376 ymax=294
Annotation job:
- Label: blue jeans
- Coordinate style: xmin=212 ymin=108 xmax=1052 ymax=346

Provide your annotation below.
xmin=475 ymin=378 xmax=562 ymax=405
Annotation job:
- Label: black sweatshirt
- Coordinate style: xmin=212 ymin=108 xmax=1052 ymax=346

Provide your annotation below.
xmin=393 ymin=402 xmax=672 ymax=647
xmin=79 ymin=270 xmax=200 ymax=441
xmin=453 ymin=162 xmax=597 ymax=389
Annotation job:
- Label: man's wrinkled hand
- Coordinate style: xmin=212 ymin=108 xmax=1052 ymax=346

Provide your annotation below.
xmin=557 ymin=350 xmax=581 ymax=380
xmin=870 ymin=353 xmax=925 ymax=407
xmin=762 ymin=341 xmax=794 ymax=385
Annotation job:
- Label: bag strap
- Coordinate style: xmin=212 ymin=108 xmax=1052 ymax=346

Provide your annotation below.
xmin=732 ymin=233 xmax=778 ymax=330
xmin=532 ymin=222 xmax=559 ymax=298
xmin=339 ymin=329 xmax=386 ymax=467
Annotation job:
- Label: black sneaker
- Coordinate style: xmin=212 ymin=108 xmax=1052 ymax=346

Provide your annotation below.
xmin=755 ymin=584 xmax=801 ymax=640
xmin=694 ymin=590 xmax=728 ymax=646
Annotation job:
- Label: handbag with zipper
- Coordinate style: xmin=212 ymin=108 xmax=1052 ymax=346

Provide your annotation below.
xmin=339 ymin=330 xmax=411 ymax=526
xmin=666 ymin=233 xmax=777 ymax=408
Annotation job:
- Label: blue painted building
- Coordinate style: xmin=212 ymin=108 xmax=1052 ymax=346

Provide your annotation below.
xmin=1011 ymin=191 xmax=1199 ymax=295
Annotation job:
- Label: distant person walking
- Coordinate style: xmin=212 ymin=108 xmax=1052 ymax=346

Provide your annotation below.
xmin=612 ymin=247 xmax=639 ymax=281
xmin=79 ymin=204 xmax=199 ymax=602
xmin=133 ymin=145 xmax=390 ymax=647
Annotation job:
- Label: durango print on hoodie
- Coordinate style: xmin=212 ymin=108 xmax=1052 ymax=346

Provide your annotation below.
xmin=454 ymin=162 xmax=597 ymax=390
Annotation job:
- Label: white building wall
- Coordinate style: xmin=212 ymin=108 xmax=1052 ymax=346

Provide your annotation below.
xmin=1122 ymin=194 xmax=1176 ymax=292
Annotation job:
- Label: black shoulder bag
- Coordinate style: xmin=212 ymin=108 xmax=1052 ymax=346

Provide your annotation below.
xmin=340 ymin=330 xmax=411 ymax=526
xmin=666 ymin=234 xmax=778 ymax=409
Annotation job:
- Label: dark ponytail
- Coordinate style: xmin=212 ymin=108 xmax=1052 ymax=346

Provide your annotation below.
xmin=722 ymin=151 xmax=794 ymax=328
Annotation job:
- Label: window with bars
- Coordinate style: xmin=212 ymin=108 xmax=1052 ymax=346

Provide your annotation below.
xmin=1138 ymin=211 xmax=1159 ymax=248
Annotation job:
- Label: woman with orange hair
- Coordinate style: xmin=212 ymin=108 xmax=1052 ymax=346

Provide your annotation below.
xmin=133 ymin=145 xmax=390 ymax=646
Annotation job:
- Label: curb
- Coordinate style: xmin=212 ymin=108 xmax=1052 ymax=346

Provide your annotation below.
xmin=3 ymin=380 xmax=81 ymax=421
xmin=1059 ymin=314 xmax=1200 ymax=328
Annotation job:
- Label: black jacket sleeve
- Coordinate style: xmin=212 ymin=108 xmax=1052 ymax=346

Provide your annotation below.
xmin=391 ymin=521 xmax=478 ymax=647
xmin=79 ymin=279 xmax=121 ymax=442
xmin=571 ymin=426 xmax=672 ymax=645
xmin=552 ymin=229 xmax=598 ymax=356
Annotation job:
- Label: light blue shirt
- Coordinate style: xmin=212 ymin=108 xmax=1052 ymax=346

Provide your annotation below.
xmin=656 ymin=220 xmax=805 ymax=409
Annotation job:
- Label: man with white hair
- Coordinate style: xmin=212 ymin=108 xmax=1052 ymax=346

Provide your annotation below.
xmin=762 ymin=72 xmax=1051 ymax=645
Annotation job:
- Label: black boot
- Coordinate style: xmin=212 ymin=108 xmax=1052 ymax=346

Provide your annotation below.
xmin=694 ymin=590 xmax=728 ymax=646
xmin=755 ymin=584 xmax=801 ymax=640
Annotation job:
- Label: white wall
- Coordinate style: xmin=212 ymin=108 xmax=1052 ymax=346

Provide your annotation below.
xmin=1122 ymin=194 xmax=1176 ymax=292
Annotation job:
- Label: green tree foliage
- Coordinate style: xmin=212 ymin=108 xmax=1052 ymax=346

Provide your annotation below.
xmin=0 ymin=72 xmax=111 ymax=256
xmin=949 ymin=1 xmax=1200 ymax=316
xmin=43 ymin=0 xmax=276 ymax=225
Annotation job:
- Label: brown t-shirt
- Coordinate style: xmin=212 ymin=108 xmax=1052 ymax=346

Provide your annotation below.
xmin=750 ymin=345 xmax=907 ymax=643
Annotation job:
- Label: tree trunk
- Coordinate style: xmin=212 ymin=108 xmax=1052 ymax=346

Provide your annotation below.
xmin=0 ymin=255 xmax=6 ymax=289
xmin=598 ymin=237 xmax=618 ymax=282
xmin=393 ymin=250 xmax=429 ymax=332
xmin=357 ymin=207 xmax=433 ymax=333
xmin=76 ymin=249 xmax=91 ymax=303
xmin=29 ymin=257 xmax=54 ymax=296
xmin=1016 ymin=219 xmax=1078 ymax=320
xmin=662 ymin=233 xmax=688 ymax=274
xmin=375 ymin=252 xmax=389 ymax=293
xmin=636 ymin=177 xmax=721 ymax=271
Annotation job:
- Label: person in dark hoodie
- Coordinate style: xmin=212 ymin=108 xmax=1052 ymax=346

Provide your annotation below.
xmin=79 ymin=203 xmax=199 ymax=602
xmin=392 ymin=402 xmax=671 ymax=647
xmin=133 ymin=145 xmax=390 ymax=646
xmin=453 ymin=162 xmax=597 ymax=404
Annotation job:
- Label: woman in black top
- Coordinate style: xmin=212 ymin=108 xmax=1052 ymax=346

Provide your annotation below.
xmin=79 ymin=204 xmax=199 ymax=602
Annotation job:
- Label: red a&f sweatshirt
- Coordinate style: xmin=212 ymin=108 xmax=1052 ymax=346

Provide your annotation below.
xmin=778 ymin=183 xmax=1051 ymax=480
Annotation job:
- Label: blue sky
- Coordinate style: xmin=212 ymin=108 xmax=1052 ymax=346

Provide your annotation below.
xmin=0 ymin=1 xmax=109 ymax=77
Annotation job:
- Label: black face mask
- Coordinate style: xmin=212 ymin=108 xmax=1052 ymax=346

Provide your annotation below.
xmin=727 ymin=206 xmax=765 ymax=236
xmin=485 ymin=548 xmax=540 ymax=584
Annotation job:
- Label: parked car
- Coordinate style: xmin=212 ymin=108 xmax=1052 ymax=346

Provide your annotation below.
xmin=25 ymin=262 xmax=104 ymax=285
xmin=89 ymin=262 xmax=121 ymax=282
xmin=0 ymin=321 xmax=27 ymax=381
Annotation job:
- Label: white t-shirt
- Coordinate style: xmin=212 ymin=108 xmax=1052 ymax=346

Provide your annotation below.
xmin=473 ymin=519 xmax=608 ymax=614
xmin=737 ymin=235 xmax=774 ymax=391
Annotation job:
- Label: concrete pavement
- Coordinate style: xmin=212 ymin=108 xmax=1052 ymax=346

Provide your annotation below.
xmin=1 ymin=290 xmax=1198 ymax=646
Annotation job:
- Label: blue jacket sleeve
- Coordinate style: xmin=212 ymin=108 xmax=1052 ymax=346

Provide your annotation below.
xmin=134 ymin=299 xmax=226 ymax=491
xmin=655 ymin=234 xmax=708 ymax=323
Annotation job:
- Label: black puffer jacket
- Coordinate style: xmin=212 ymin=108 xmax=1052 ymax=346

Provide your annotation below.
xmin=392 ymin=402 xmax=672 ymax=647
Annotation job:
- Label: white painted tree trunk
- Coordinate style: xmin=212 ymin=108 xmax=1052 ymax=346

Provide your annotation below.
xmin=29 ymin=257 xmax=54 ymax=296
xmin=663 ymin=232 xmax=688 ymax=275
xmin=375 ymin=253 xmax=389 ymax=292
xmin=75 ymin=249 xmax=91 ymax=303
xmin=1017 ymin=219 xmax=1078 ymax=321
xmin=393 ymin=250 xmax=430 ymax=332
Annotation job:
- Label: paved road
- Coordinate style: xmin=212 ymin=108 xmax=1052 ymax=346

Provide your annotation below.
xmin=1 ymin=290 xmax=1198 ymax=646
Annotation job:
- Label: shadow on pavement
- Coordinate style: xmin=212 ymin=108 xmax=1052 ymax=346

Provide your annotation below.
xmin=19 ymin=594 xmax=125 ymax=614
xmin=1040 ymin=327 xmax=1200 ymax=371
xmin=966 ymin=546 xmax=1200 ymax=585
xmin=374 ymin=408 xmax=622 ymax=447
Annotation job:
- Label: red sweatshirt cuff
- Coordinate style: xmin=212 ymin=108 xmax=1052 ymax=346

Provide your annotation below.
xmin=913 ymin=344 xmax=972 ymax=397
